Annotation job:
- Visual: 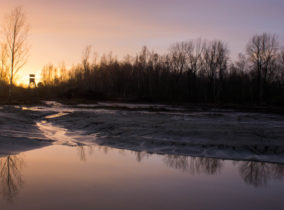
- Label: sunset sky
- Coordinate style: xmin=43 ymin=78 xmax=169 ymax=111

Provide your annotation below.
xmin=1 ymin=0 xmax=284 ymax=85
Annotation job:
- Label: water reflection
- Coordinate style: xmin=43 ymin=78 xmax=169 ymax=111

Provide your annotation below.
xmin=0 ymin=155 xmax=24 ymax=202
xmin=77 ymin=146 xmax=87 ymax=162
xmin=76 ymin=145 xmax=94 ymax=162
xmin=135 ymin=151 xmax=150 ymax=162
xmin=163 ymin=155 xmax=223 ymax=175
xmin=238 ymin=161 xmax=284 ymax=187
xmin=1 ymin=145 xmax=284 ymax=204
xmin=80 ymin=146 xmax=284 ymax=187
xmin=162 ymin=154 xmax=284 ymax=187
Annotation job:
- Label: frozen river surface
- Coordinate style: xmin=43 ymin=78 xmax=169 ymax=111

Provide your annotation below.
xmin=0 ymin=102 xmax=284 ymax=209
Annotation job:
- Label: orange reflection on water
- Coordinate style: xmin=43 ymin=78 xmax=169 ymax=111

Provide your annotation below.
xmin=0 ymin=145 xmax=284 ymax=210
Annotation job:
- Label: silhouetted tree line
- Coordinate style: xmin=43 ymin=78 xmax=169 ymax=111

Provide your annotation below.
xmin=33 ymin=33 xmax=284 ymax=105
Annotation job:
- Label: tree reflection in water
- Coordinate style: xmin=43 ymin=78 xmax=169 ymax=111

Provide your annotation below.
xmin=74 ymin=146 xmax=284 ymax=187
xmin=76 ymin=145 xmax=94 ymax=162
xmin=238 ymin=161 xmax=284 ymax=187
xmin=135 ymin=151 xmax=150 ymax=162
xmin=0 ymin=146 xmax=283 ymax=204
xmin=163 ymin=155 xmax=223 ymax=175
xmin=162 ymin=154 xmax=284 ymax=187
xmin=0 ymin=155 xmax=24 ymax=202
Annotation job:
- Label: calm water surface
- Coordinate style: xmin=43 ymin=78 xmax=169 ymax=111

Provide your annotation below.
xmin=0 ymin=145 xmax=284 ymax=210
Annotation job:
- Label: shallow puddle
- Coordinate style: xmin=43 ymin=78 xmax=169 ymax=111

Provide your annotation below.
xmin=0 ymin=145 xmax=283 ymax=210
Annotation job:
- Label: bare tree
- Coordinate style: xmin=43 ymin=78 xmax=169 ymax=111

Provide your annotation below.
xmin=278 ymin=50 xmax=284 ymax=83
xmin=186 ymin=39 xmax=205 ymax=100
xmin=0 ymin=43 xmax=8 ymax=82
xmin=246 ymin=33 xmax=279 ymax=102
xmin=169 ymin=41 xmax=189 ymax=77
xmin=203 ymin=40 xmax=229 ymax=101
xmin=41 ymin=64 xmax=58 ymax=86
xmin=59 ymin=62 xmax=68 ymax=82
xmin=187 ymin=39 xmax=205 ymax=75
xmin=232 ymin=53 xmax=248 ymax=74
xmin=2 ymin=7 xmax=29 ymax=98
xmin=82 ymin=45 xmax=92 ymax=75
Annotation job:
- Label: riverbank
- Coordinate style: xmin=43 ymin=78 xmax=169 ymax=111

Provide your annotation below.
xmin=1 ymin=102 xmax=284 ymax=163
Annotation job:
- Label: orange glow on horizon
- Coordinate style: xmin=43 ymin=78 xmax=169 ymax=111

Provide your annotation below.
xmin=0 ymin=0 xmax=283 ymax=87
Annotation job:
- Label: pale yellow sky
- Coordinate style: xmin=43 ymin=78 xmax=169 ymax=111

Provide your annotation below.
xmin=1 ymin=0 xmax=283 ymax=85
xmin=1 ymin=1 xmax=188 ymax=85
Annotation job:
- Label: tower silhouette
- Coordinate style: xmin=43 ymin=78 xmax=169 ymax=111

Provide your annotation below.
xmin=29 ymin=74 xmax=36 ymax=88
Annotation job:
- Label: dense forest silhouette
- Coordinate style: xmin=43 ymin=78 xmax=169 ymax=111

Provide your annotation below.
xmin=1 ymin=33 xmax=284 ymax=106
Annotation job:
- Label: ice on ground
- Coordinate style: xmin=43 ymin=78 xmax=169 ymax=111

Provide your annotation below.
xmin=76 ymin=102 xmax=187 ymax=112
xmin=1 ymin=102 xmax=284 ymax=163
xmin=36 ymin=120 xmax=89 ymax=146
xmin=0 ymin=107 xmax=53 ymax=156
xmin=41 ymin=103 xmax=284 ymax=163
